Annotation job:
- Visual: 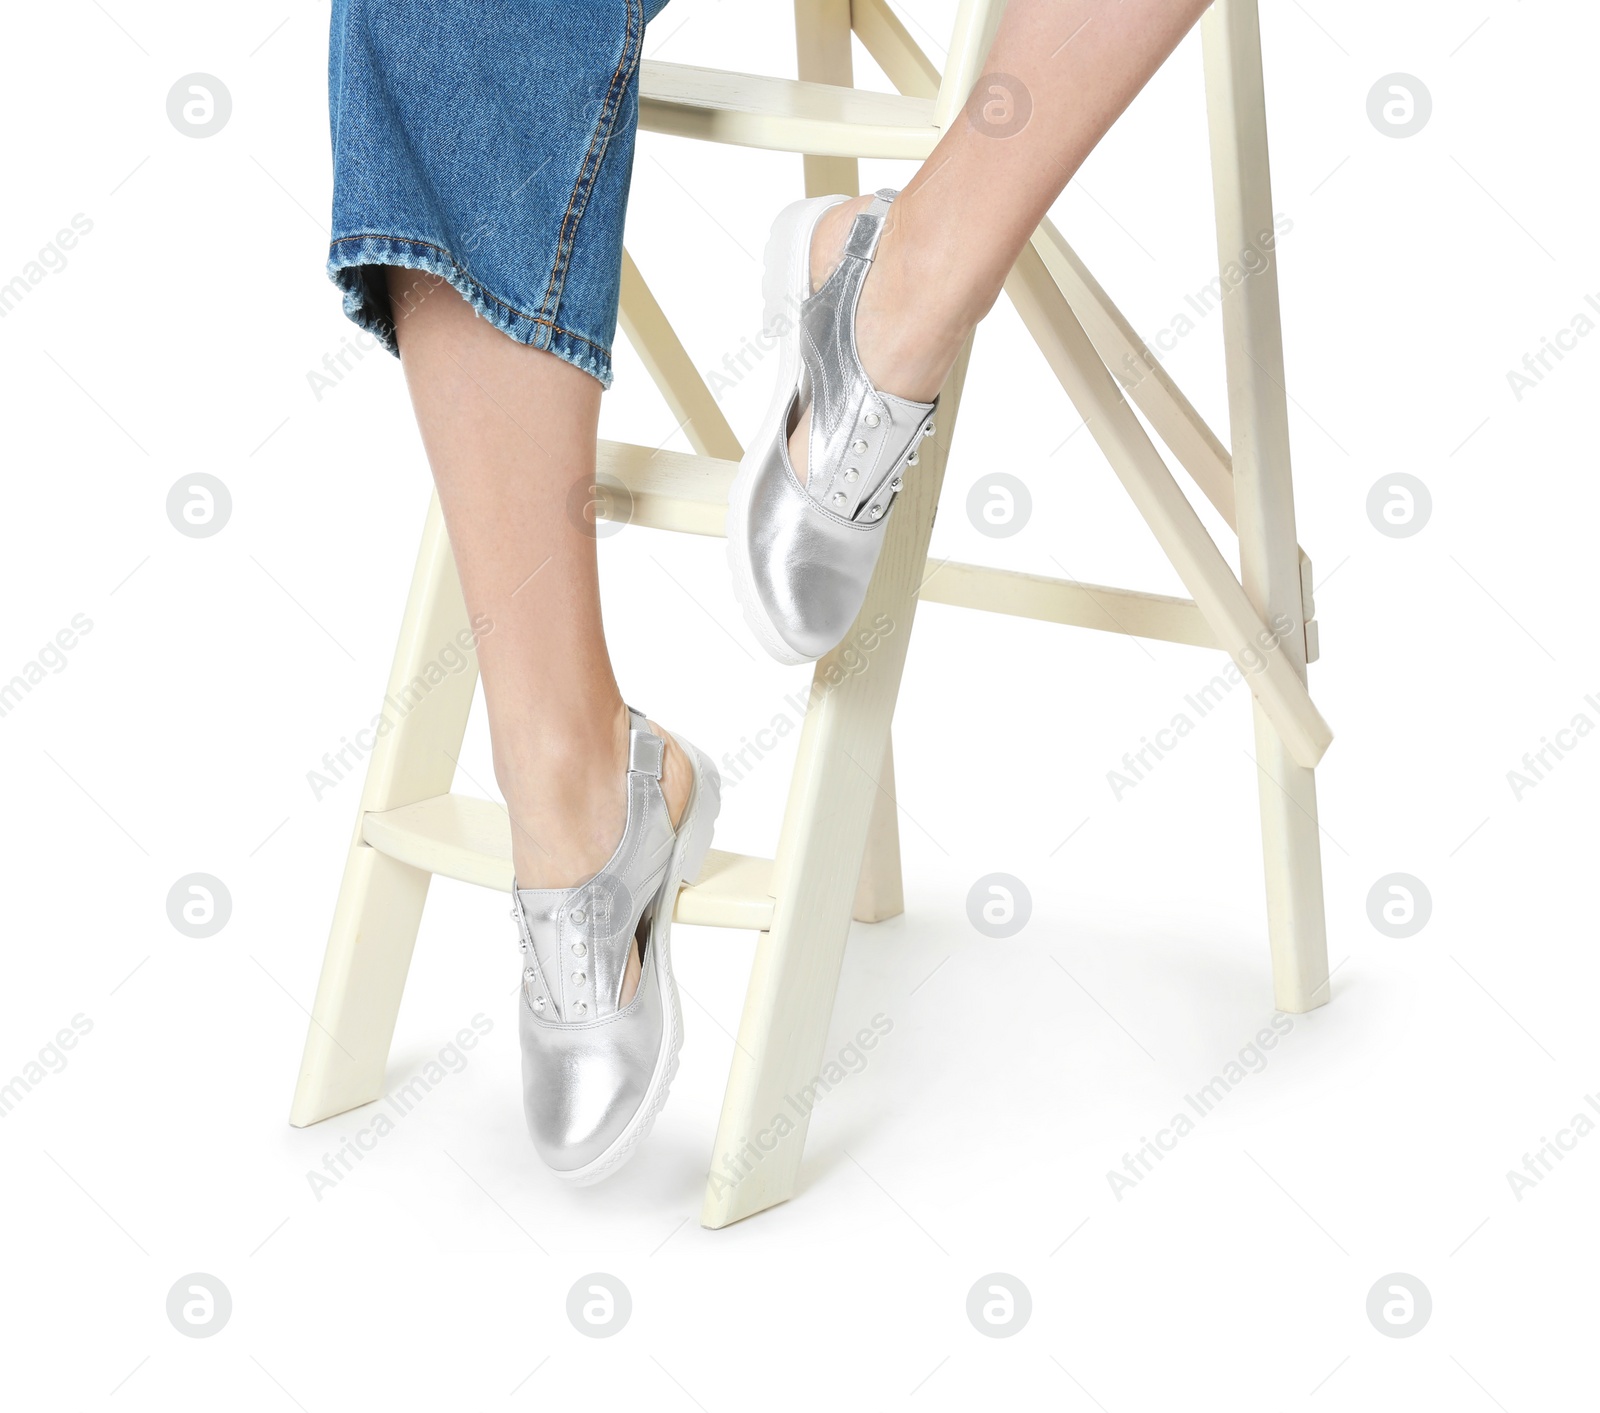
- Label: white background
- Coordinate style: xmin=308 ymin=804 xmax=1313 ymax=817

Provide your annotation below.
xmin=3 ymin=0 xmax=1596 ymax=1407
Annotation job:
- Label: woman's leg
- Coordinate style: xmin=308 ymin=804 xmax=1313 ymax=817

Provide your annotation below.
xmin=791 ymin=0 xmax=1212 ymax=472
xmin=386 ymin=268 xmax=691 ymax=1002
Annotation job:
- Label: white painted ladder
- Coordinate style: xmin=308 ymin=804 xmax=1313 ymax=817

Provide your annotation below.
xmin=290 ymin=0 xmax=1333 ymax=1230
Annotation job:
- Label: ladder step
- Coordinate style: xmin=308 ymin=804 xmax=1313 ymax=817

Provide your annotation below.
xmin=362 ymin=793 xmax=776 ymax=932
xmin=640 ymin=61 xmax=938 ymax=159
xmin=918 ymin=561 xmax=1218 ymax=648
xmin=596 ymin=439 xmax=1215 ymax=648
xmin=597 ymin=439 xmax=735 ymax=537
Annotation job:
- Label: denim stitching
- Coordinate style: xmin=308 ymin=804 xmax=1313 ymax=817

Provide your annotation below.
xmin=329 ymin=234 xmax=611 ymax=354
xmin=330 ymin=0 xmax=355 ymax=158
xmin=538 ymin=0 xmax=642 ymax=330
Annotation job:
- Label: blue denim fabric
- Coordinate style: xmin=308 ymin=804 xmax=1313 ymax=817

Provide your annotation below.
xmin=327 ymin=0 xmax=672 ymax=388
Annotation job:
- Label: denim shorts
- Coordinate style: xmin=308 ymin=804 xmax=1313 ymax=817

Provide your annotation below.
xmin=326 ymin=0 xmax=672 ymax=389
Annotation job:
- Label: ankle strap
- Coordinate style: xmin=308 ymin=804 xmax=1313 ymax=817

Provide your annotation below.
xmin=840 ymin=188 xmax=897 ymax=262
xmin=624 ymin=704 xmax=664 ymax=779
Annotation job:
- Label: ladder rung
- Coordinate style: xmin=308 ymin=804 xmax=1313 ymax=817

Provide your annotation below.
xmin=597 ymin=439 xmax=735 ymax=537
xmin=918 ymin=561 xmax=1218 ymax=648
xmin=596 ymin=439 xmax=1217 ymax=648
xmin=640 ymin=61 xmax=938 ymax=158
xmin=362 ymin=793 xmax=776 ymax=932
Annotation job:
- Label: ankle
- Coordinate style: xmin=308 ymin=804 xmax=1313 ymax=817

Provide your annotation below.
xmin=870 ymin=210 xmax=987 ymax=342
xmin=494 ymin=699 xmax=628 ymax=785
xmin=497 ymin=701 xmax=631 ymax=889
xmin=854 ymin=253 xmax=970 ymax=404
xmin=505 ymin=787 xmax=624 ymax=886
xmin=815 ymin=195 xmax=976 ymax=404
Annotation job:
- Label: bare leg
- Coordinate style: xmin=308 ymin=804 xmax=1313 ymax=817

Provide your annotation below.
xmin=386 ymin=269 xmax=691 ymax=1002
xmin=792 ymin=0 xmax=1211 ymax=472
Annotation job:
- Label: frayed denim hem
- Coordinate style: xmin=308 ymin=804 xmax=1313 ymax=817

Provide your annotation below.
xmin=325 ymin=233 xmax=615 ymax=390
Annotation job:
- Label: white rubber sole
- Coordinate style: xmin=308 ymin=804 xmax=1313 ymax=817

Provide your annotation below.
xmin=725 ymin=194 xmax=852 ymax=668
xmin=554 ymin=737 xmax=721 ymax=1187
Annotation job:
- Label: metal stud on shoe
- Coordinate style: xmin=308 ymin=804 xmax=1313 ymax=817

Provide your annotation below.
xmin=864 ymin=412 xmax=880 ymax=428
xmin=832 ymin=492 xmax=846 ymax=506
xmin=844 ymin=469 xmax=858 ymax=482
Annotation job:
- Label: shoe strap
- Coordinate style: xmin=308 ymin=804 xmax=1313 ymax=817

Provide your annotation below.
xmin=625 ymin=704 xmax=664 ymax=780
xmin=840 ymin=188 xmax=897 ymax=263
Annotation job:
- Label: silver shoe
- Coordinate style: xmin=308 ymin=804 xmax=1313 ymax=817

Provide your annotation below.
xmin=727 ymin=188 xmax=938 ymax=664
xmin=511 ymin=708 xmax=720 ymax=1184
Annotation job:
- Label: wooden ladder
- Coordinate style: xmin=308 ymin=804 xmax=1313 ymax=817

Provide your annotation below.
xmin=290 ymin=0 xmax=1333 ymax=1230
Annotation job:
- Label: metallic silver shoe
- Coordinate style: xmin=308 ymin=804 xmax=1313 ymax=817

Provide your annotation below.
xmin=727 ymin=188 xmax=938 ymax=664
xmin=511 ymin=708 xmax=720 ymax=1185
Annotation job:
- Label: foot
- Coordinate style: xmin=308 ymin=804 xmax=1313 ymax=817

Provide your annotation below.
xmin=499 ymin=701 xmax=693 ymax=1005
xmin=514 ymin=709 xmax=721 ymax=1184
xmin=787 ymin=193 xmax=971 ymax=481
xmin=725 ymin=188 xmax=942 ymax=665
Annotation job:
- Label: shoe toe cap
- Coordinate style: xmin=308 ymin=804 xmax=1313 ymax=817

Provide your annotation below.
xmin=744 ymin=448 xmax=884 ymax=661
xmin=518 ymin=971 xmax=664 ymax=1176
